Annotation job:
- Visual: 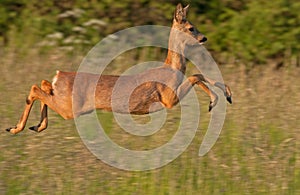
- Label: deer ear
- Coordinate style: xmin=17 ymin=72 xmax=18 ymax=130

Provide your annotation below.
xmin=183 ymin=4 xmax=190 ymax=15
xmin=174 ymin=3 xmax=186 ymax=23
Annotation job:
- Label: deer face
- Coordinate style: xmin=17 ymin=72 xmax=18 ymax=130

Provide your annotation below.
xmin=172 ymin=4 xmax=207 ymax=45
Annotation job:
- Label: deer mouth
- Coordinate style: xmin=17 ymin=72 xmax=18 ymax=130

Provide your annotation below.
xmin=199 ymin=37 xmax=207 ymax=44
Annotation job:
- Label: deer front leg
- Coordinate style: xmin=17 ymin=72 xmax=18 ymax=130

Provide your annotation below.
xmin=28 ymin=80 xmax=52 ymax=132
xmin=203 ymin=77 xmax=232 ymax=104
xmin=183 ymin=74 xmax=219 ymax=112
xmin=196 ymin=81 xmax=218 ymax=111
xmin=160 ymin=74 xmax=218 ymax=111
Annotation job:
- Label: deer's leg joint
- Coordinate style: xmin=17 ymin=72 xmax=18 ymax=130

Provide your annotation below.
xmin=26 ymin=98 xmax=31 ymax=105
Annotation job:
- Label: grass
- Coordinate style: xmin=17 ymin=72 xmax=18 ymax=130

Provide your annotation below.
xmin=1 ymin=44 xmax=300 ymax=194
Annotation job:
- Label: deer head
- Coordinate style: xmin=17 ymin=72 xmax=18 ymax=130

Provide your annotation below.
xmin=172 ymin=4 xmax=207 ymax=46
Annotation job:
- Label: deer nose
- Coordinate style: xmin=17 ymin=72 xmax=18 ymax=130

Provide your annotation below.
xmin=200 ymin=37 xmax=207 ymax=43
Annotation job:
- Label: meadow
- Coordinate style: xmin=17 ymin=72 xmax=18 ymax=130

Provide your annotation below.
xmin=1 ymin=1 xmax=300 ymax=194
xmin=0 ymin=43 xmax=299 ymax=194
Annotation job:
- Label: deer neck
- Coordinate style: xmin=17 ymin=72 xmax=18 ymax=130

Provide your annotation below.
xmin=164 ymin=29 xmax=187 ymax=74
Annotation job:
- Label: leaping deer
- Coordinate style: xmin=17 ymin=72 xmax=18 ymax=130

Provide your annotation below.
xmin=6 ymin=4 xmax=232 ymax=134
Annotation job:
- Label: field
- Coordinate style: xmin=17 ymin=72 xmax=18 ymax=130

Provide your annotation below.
xmin=1 ymin=44 xmax=300 ymax=195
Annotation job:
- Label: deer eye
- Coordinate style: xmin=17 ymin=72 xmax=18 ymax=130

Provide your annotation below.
xmin=188 ymin=27 xmax=194 ymax=32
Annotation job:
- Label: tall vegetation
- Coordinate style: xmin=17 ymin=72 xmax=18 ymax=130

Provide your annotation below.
xmin=1 ymin=0 xmax=299 ymax=67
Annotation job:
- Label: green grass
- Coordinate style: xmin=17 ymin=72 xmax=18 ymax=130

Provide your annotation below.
xmin=1 ymin=46 xmax=300 ymax=194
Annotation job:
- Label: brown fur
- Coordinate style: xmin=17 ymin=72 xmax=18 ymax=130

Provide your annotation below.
xmin=6 ymin=4 xmax=232 ymax=134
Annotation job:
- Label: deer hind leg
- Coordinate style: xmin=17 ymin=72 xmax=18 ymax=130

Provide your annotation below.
xmin=6 ymin=81 xmax=53 ymax=134
xmin=28 ymin=80 xmax=53 ymax=132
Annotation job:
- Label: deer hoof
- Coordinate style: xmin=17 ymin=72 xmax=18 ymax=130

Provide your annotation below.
xmin=6 ymin=126 xmax=18 ymax=134
xmin=208 ymin=104 xmax=213 ymax=112
xmin=29 ymin=124 xmax=46 ymax=133
xmin=226 ymin=96 xmax=232 ymax=104
xmin=208 ymin=100 xmax=217 ymax=112
xmin=209 ymin=95 xmax=218 ymax=112
xmin=29 ymin=126 xmax=38 ymax=132
xmin=6 ymin=127 xmax=12 ymax=132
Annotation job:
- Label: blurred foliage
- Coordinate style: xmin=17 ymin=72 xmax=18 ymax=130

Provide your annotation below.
xmin=0 ymin=0 xmax=25 ymax=45
xmin=0 ymin=0 xmax=299 ymax=67
xmin=209 ymin=0 xmax=300 ymax=67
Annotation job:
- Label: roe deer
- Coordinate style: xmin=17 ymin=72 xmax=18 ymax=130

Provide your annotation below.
xmin=6 ymin=4 xmax=232 ymax=134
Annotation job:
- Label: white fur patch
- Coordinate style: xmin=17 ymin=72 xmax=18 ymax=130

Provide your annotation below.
xmin=52 ymin=71 xmax=60 ymax=88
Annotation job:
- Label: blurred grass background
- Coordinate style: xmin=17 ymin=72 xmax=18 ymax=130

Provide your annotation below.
xmin=1 ymin=0 xmax=300 ymax=194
